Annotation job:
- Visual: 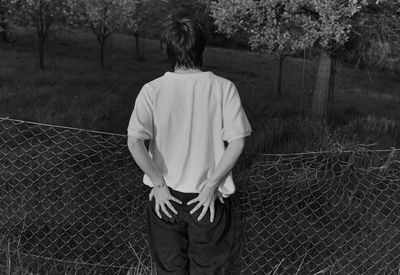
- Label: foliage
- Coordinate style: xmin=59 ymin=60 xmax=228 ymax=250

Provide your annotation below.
xmin=68 ymin=0 xmax=138 ymax=39
xmin=8 ymin=0 xmax=72 ymax=31
xmin=164 ymin=0 xmax=211 ymax=20
xmin=0 ymin=0 xmax=13 ymax=13
xmin=124 ymin=0 xmax=151 ymax=36
xmin=210 ymin=0 xmax=397 ymax=123
xmin=66 ymin=0 xmax=141 ymax=68
xmin=344 ymin=0 xmax=400 ymax=69
xmin=210 ymin=0 xmax=391 ymax=55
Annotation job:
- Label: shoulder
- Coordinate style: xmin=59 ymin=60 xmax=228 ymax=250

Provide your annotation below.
xmin=207 ymin=73 xmax=239 ymax=102
xmin=143 ymin=76 xmax=162 ymax=93
xmin=207 ymin=72 xmax=235 ymax=88
xmin=138 ymin=75 xmax=166 ymax=100
xmin=146 ymin=74 xmax=165 ymax=88
xmin=204 ymin=72 xmax=238 ymax=101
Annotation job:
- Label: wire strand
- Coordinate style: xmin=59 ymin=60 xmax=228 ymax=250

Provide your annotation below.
xmin=0 ymin=117 xmax=126 ymax=137
xmin=2 ymin=116 xmax=398 ymax=156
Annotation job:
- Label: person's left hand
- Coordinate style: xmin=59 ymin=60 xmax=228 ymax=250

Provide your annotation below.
xmin=187 ymin=182 xmax=224 ymax=222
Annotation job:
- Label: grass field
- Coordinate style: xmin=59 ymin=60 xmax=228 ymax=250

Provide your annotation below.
xmin=1 ymin=27 xmax=400 ymax=274
xmin=0 ymin=27 xmax=399 ymax=153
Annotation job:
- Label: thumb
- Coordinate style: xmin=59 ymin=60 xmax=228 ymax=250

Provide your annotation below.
xmin=218 ymin=192 xmax=225 ymax=204
xmin=149 ymin=189 xmax=154 ymax=201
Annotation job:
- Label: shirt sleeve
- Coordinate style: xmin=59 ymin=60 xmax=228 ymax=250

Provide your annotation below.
xmin=127 ymin=84 xmax=154 ymax=140
xmin=222 ymin=82 xmax=252 ymax=142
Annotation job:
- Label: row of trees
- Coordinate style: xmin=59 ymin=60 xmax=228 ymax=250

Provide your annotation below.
xmin=211 ymin=0 xmax=400 ymax=122
xmin=0 ymin=0 xmax=230 ymax=70
xmin=1 ymin=0 xmax=399 ymax=123
xmin=0 ymin=0 xmax=158 ymax=69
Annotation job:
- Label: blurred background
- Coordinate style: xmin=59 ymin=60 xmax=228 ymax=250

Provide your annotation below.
xmin=0 ymin=0 xmax=399 ymax=154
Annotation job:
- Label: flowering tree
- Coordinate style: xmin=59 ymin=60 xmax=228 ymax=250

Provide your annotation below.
xmin=299 ymin=0 xmax=394 ymax=122
xmin=211 ymin=0 xmax=392 ymax=122
xmin=211 ymin=0 xmax=316 ymax=97
xmin=70 ymin=0 xmax=137 ymax=69
xmin=297 ymin=0 xmax=366 ymax=122
xmin=8 ymin=0 xmax=72 ymax=69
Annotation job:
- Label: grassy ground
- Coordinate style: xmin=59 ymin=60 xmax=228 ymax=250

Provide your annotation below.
xmin=1 ymin=27 xmax=400 ymax=274
xmin=0 ymin=27 xmax=399 ymax=153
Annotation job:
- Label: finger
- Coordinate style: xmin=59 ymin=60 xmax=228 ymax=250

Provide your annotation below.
xmin=165 ymin=200 xmax=177 ymax=215
xmin=169 ymin=195 xmax=182 ymax=204
xmin=209 ymin=203 xmax=215 ymax=223
xmin=189 ymin=201 xmax=203 ymax=215
xmin=187 ymin=197 xmax=199 ymax=206
xmin=149 ymin=190 xmax=153 ymax=201
xmin=197 ymin=204 xmax=209 ymax=221
xmin=161 ymin=203 xmax=172 ymax=218
xmin=155 ymin=203 xmax=162 ymax=219
xmin=219 ymin=196 xmax=224 ymax=204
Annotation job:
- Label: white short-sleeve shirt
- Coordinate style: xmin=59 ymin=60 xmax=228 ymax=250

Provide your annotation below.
xmin=127 ymin=71 xmax=252 ymax=197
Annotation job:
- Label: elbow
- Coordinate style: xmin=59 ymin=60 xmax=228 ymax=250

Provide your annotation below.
xmin=127 ymin=140 xmax=133 ymax=153
xmin=127 ymin=136 xmax=144 ymax=152
xmin=228 ymin=137 xmax=246 ymax=152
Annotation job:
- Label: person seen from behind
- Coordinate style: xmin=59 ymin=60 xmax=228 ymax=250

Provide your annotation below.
xmin=127 ymin=16 xmax=252 ymax=275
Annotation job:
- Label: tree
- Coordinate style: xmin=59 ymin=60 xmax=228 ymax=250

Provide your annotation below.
xmin=211 ymin=0 xmax=321 ymax=97
xmin=70 ymin=0 xmax=137 ymax=69
xmin=8 ymin=0 xmax=71 ymax=70
xmin=211 ymin=0 xmax=393 ymax=123
xmin=303 ymin=0 xmax=396 ymax=123
xmin=345 ymin=0 xmax=400 ymax=70
xmin=0 ymin=3 xmax=14 ymax=43
xmin=125 ymin=0 xmax=156 ymax=60
xmin=298 ymin=0 xmax=364 ymax=123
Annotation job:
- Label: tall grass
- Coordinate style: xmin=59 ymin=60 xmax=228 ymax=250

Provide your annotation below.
xmin=1 ymin=27 xmax=399 ymax=153
xmin=246 ymin=114 xmax=400 ymax=154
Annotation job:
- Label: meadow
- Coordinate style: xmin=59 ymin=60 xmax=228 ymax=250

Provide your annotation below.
xmin=0 ymin=26 xmax=399 ymax=153
xmin=1 ymin=27 xmax=400 ymax=275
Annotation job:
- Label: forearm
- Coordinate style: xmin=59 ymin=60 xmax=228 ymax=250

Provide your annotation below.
xmin=127 ymin=136 xmax=164 ymax=186
xmin=206 ymin=137 xmax=246 ymax=188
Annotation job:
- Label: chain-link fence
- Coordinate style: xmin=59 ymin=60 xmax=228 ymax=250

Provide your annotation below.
xmin=1 ymin=117 xmax=400 ymax=274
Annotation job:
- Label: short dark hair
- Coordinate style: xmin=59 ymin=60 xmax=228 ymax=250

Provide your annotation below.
xmin=161 ymin=17 xmax=207 ymax=69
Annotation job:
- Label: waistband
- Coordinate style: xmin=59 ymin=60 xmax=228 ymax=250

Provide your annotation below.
xmin=168 ymin=187 xmax=199 ymax=204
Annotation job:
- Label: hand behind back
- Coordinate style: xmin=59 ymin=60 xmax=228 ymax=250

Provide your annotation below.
xmin=187 ymin=182 xmax=225 ymax=223
xmin=149 ymin=185 xmax=182 ymax=219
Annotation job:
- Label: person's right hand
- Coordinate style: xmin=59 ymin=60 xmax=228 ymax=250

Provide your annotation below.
xmin=149 ymin=185 xmax=182 ymax=219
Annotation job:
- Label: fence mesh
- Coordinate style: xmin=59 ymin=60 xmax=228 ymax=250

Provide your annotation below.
xmin=1 ymin=117 xmax=400 ymax=274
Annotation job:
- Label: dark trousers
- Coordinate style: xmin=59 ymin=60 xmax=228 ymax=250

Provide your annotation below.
xmin=146 ymin=187 xmax=235 ymax=275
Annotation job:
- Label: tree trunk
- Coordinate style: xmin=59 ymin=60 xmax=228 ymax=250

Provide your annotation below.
xmin=276 ymin=54 xmax=285 ymax=96
xmin=311 ymin=51 xmax=336 ymax=124
xmin=100 ymin=38 xmax=105 ymax=70
xmin=37 ymin=0 xmax=46 ymax=70
xmin=134 ymin=32 xmax=140 ymax=59
xmin=108 ymin=34 xmax=113 ymax=70
xmin=38 ymin=38 xmax=45 ymax=70
xmin=328 ymin=54 xmax=337 ymax=119
xmin=141 ymin=34 xmax=146 ymax=59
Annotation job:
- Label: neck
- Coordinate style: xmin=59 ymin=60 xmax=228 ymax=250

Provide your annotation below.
xmin=174 ymin=67 xmax=202 ymax=74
